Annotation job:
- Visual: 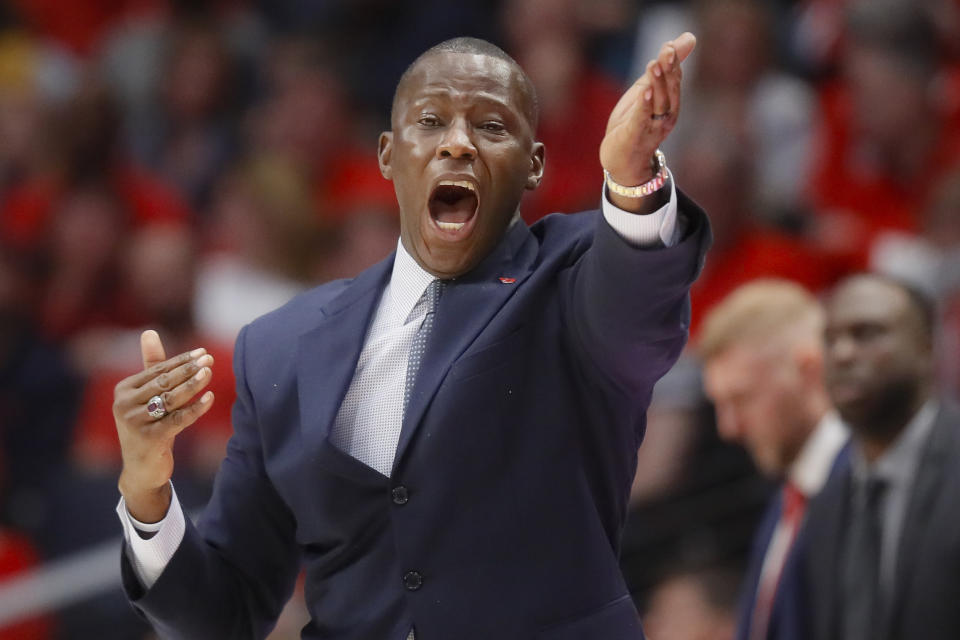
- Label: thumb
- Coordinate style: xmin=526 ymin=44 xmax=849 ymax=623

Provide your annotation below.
xmin=141 ymin=329 xmax=166 ymax=369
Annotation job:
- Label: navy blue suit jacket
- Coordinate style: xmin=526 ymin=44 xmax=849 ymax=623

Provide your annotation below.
xmin=735 ymin=490 xmax=799 ymax=640
xmin=735 ymin=447 xmax=848 ymax=640
xmin=122 ymin=196 xmax=710 ymax=639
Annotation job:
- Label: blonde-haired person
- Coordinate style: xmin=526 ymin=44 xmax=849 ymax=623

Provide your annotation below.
xmin=700 ymin=279 xmax=847 ymax=640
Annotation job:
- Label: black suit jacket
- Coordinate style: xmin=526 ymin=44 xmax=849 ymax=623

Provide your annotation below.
xmin=121 ymin=199 xmax=710 ymax=639
xmin=801 ymin=403 xmax=960 ymax=640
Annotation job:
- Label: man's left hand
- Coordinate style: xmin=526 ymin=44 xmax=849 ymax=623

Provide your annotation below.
xmin=600 ymin=32 xmax=696 ymax=213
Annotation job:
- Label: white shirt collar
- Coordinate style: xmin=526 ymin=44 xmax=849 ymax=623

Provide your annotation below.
xmin=851 ymin=400 xmax=939 ymax=485
xmin=788 ymin=411 xmax=849 ymax=497
xmin=386 ymin=239 xmax=438 ymax=325
xmin=383 ymin=210 xmax=523 ymax=325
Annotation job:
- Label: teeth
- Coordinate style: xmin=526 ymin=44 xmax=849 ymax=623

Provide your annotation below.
xmin=436 ymin=221 xmax=466 ymax=231
xmin=437 ymin=180 xmax=475 ymax=192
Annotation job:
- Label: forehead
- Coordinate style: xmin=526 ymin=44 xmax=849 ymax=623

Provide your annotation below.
xmin=826 ymin=278 xmax=909 ymax=327
xmin=705 ymin=343 xmax=771 ymax=392
xmin=399 ymin=52 xmax=523 ymax=110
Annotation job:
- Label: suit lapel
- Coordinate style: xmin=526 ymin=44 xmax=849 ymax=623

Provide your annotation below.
xmin=886 ymin=405 xmax=955 ymax=636
xmin=296 ymin=254 xmax=393 ymax=470
xmin=808 ymin=452 xmax=851 ymax=640
xmin=391 ymin=220 xmax=537 ymax=474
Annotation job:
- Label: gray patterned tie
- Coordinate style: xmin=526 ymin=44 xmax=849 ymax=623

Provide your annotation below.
xmin=403 ymin=279 xmax=444 ymax=417
xmin=403 ymin=279 xmax=442 ymax=640
xmin=842 ymin=475 xmax=887 ymax=640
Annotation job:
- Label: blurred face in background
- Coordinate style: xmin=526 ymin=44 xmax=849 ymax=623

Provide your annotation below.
xmin=674 ymin=119 xmax=752 ymax=250
xmin=163 ymin=26 xmax=229 ymax=123
xmin=824 ymin=276 xmax=933 ymax=440
xmin=843 ymin=44 xmax=935 ymax=155
xmin=704 ymin=341 xmax=820 ymax=477
xmin=122 ymin=225 xmax=196 ymax=329
xmin=381 ymin=51 xmax=543 ymax=278
xmin=0 ymin=87 xmax=44 ymax=183
xmin=254 ymin=40 xmax=348 ymax=172
xmin=695 ymin=0 xmax=770 ymax=92
xmin=49 ymin=187 xmax=125 ymax=279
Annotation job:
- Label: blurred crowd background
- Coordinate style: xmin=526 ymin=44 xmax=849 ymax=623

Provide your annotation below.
xmin=0 ymin=0 xmax=958 ymax=637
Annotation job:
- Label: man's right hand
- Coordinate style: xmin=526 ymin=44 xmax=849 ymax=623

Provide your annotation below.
xmin=114 ymin=329 xmax=215 ymax=523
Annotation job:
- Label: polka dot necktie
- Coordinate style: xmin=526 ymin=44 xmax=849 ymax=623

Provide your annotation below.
xmin=403 ymin=279 xmax=445 ymax=417
xmin=403 ymin=279 xmax=444 ymax=640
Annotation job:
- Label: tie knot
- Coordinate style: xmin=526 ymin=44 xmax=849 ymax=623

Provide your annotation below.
xmin=407 ymin=279 xmax=445 ymax=324
xmin=424 ymin=279 xmax=444 ymax=312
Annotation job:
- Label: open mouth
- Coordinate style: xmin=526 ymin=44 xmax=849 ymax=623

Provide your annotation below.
xmin=428 ymin=180 xmax=479 ymax=234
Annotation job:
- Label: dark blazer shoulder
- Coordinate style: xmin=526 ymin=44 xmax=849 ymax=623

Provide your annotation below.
xmin=527 ymin=210 xmax=599 ymax=264
xmin=244 ymin=252 xmax=393 ymax=344
xmin=248 ymin=279 xmax=350 ymax=333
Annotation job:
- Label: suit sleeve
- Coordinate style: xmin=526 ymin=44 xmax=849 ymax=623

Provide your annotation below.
xmin=564 ymin=189 xmax=711 ymax=400
xmin=121 ymin=324 xmax=301 ymax=639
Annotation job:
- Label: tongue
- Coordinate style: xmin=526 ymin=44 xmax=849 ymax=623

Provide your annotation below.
xmin=431 ymin=194 xmax=477 ymax=224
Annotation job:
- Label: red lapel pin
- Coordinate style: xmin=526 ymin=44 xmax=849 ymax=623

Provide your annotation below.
xmin=499 ymin=277 xmax=516 ymax=284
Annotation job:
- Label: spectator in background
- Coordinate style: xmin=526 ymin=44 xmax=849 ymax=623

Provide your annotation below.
xmin=0 ymin=30 xmax=61 ymax=197
xmin=637 ymin=0 xmax=817 ymax=222
xmin=70 ymin=223 xmax=236 ymax=487
xmin=870 ymin=166 xmax=960 ymax=401
xmin=0 ymin=247 xmax=71 ymax=638
xmin=671 ymin=113 xmax=836 ymax=335
xmin=871 ymin=166 xmax=960 ymax=301
xmin=0 ymin=82 xmax=192 ymax=340
xmin=38 ymin=184 xmax=132 ymax=341
xmin=788 ymin=0 xmax=960 ymax=80
xmin=501 ymin=0 xmax=623 ymax=222
xmin=804 ymin=274 xmax=960 ymax=640
xmin=642 ymin=563 xmax=740 ymax=640
xmin=248 ymin=36 xmax=354 ymax=196
xmin=0 ymin=248 xmax=80 ymax=550
xmin=700 ymin=280 xmax=847 ymax=640
xmin=810 ymin=0 xmax=960 ymax=268
xmin=128 ymin=17 xmax=238 ymax=212
xmin=195 ymin=155 xmax=333 ymax=344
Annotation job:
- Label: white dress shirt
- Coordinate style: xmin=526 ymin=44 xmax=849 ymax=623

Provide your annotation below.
xmin=117 ymin=177 xmax=682 ymax=590
xmin=754 ymin=412 xmax=849 ymax=581
xmin=749 ymin=412 xmax=848 ymax=640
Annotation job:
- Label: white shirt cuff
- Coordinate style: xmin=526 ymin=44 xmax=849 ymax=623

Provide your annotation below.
xmin=116 ymin=482 xmax=186 ymax=589
xmin=601 ymin=169 xmax=681 ymax=247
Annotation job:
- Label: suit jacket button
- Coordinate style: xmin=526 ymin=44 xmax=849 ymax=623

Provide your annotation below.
xmin=392 ymin=486 xmax=409 ymax=505
xmin=403 ymin=571 xmax=423 ymax=591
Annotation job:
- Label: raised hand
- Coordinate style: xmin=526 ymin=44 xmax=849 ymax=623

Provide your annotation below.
xmin=114 ymin=330 xmax=215 ymax=522
xmin=600 ymin=32 xmax=696 ymax=212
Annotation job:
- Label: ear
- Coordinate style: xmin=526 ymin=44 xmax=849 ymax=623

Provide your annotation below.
xmin=378 ymin=131 xmax=393 ymax=180
xmin=525 ymin=142 xmax=545 ymax=190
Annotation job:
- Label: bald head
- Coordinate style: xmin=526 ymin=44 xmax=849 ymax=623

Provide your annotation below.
xmin=391 ymin=37 xmax=539 ymax=131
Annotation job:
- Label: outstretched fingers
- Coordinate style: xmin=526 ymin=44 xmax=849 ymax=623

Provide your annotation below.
xmin=115 ymin=334 xmax=215 ymax=439
xmin=127 ymin=354 xmax=214 ymax=416
xmin=154 ymin=391 xmax=215 ymax=437
xmin=646 ymin=59 xmax=670 ymax=119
